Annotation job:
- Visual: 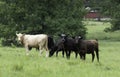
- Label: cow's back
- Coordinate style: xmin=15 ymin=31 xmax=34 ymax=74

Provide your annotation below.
xmin=24 ymin=34 xmax=48 ymax=47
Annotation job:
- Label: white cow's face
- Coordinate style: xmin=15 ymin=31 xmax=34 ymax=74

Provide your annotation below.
xmin=16 ymin=33 xmax=23 ymax=41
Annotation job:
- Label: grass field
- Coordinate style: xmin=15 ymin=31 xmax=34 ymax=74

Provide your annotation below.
xmin=0 ymin=21 xmax=120 ymax=77
xmin=84 ymin=21 xmax=120 ymax=41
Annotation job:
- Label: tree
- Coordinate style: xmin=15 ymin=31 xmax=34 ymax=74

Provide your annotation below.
xmin=0 ymin=0 xmax=87 ymax=46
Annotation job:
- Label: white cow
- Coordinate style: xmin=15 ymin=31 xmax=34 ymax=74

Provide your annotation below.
xmin=16 ymin=33 xmax=49 ymax=57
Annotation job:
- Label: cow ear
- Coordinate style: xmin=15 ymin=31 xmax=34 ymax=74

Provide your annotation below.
xmin=78 ymin=36 xmax=82 ymax=39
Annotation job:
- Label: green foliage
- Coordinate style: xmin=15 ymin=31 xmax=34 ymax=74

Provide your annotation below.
xmin=0 ymin=0 xmax=87 ymax=46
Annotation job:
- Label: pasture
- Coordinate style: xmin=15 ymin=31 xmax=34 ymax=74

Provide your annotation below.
xmin=0 ymin=21 xmax=120 ymax=77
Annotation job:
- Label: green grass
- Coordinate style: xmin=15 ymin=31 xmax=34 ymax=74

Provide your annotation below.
xmin=0 ymin=21 xmax=120 ymax=77
xmin=0 ymin=41 xmax=120 ymax=77
xmin=84 ymin=21 xmax=120 ymax=41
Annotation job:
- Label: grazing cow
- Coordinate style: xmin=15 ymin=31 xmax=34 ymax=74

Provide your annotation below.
xmin=48 ymin=36 xmax=55 ymax=50
xmin=75 ymin=36 xmax=99 ymax=62
xmin=16 ymin=33 xmax=49 ymax=57
xmin=59 ymin=34 xmax=78 ymax=59
xmin=49 ymin=38 xmax=65 ymax=57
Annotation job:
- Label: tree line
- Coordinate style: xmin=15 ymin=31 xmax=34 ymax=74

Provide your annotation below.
xmin=0 ymin=0 xmax=119 ymax=46
xmin=0 ymin=0 xmax=87 ymax=46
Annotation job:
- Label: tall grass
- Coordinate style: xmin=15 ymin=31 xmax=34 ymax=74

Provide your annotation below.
xmin=0 ymin=41 xmax=120 ymax=77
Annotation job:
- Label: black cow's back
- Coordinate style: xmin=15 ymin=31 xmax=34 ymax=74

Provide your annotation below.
xmin=48 ymin=36 xmax=54 ymax=50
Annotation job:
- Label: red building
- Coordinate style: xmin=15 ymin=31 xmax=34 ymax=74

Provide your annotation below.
xmin=84 ymin=9 xmax=102 ymax=21
xmin=85 ymin=11 xmax=100 ymax=19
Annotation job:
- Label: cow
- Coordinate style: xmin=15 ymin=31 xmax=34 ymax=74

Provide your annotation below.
xmin=49 ymin=38 xmax=65 ymax=57
xmin=59 ymin=34 xmax=78 ymax=59
xmin=75 ymin=36 xmax=99 ymax=62
xmin=16 ymin=33 xmax=49 ymax=57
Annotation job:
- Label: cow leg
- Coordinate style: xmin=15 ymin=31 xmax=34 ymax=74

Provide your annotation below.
xmin=45 ymin=47 xmax=49 ymax=57
xmin=83 ymin=53 xmax=86 ymax=60
xmin=68 ymin=51 xmax=71 ymax=59
xmin=95 ymin=50 xmax=99 ymax=62
xmin=46 ymin=51 xmax=49 ymax=57
xmin=25 ymin=45 xmax=29 ymax=55
xmin=39 ymin=45 xmax=43 ymax=56
xmin=79 ymin=53 xmax=82 ymax=59
xmin=56 ymin=51 xmax=58 ymax=57
xmin=62 ymin=50 xmax=64 ymax=58
xmin=65 ymin=51 xmax=71 ymax=59
xmin=44 ymin=43 xmax=49 ymax=58
xmin=92 ymin=52 xmax=95 ymax=62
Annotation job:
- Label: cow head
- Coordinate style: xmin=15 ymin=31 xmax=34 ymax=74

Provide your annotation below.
xmin=16 ymin=33 xmax=25 ymax=44
xmin=49 ymin=49 xmax=55 ymax=57
xmin=58 ymin=34 xmax=68 ymax=43
xmin=75 ymin=36 xmax=82 ymax=43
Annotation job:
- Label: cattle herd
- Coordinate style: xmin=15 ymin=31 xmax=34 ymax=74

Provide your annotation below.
xmin=16 ymin=33 xmax=99 ymax=62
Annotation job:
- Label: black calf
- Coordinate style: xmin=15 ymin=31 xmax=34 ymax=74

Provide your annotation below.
xmin=75 ymin=36 xmax=99 ymax=62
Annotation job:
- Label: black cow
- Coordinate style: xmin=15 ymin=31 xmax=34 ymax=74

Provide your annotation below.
xmin=49 ymin=39 xmax=65 ymax=57
xmin=75 ymin=36 xmax=99 ymax=62
xmin=59 ymin=34 xmax=78 ymax=59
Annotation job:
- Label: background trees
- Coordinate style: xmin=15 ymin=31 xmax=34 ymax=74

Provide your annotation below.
xmin=100 ymin=0 xmax=120 ymax=31
xmin=0 ymin=0 xmax=86 ymax=46
xmin=85 ymin=0 xmax=120 ymax=31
